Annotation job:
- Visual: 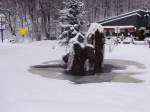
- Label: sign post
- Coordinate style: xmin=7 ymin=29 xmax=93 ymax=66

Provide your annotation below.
xmin=1 ymin=29 xmax=3 ymax=43
xmin=0 ymin=14 xmax=6 ymax=43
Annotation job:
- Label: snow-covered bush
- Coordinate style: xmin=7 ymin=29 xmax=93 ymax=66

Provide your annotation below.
xmin=86 ymin=23 xmax=103 ymax=44
xmin=86 ymin=23 xmax=103 ymax=38
xmin=58 ymin=0 xmax=86 ymax=45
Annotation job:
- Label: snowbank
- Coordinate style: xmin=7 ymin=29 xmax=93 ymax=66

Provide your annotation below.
xmin=86 ymin=23 xmax=103 ymax=38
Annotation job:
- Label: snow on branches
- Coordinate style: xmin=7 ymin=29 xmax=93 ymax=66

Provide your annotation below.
xmin=86 ymin=23 xmax=103 ymax=39
xmin=58 ymin=0 xmax=86 ymax=45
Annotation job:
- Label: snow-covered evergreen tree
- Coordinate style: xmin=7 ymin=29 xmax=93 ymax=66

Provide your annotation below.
xmin=58 ymin=0 xmax=85 ymax=45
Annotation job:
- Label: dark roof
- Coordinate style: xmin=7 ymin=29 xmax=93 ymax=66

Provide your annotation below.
xmin=97 ymin=9 xmax=150 ymax=28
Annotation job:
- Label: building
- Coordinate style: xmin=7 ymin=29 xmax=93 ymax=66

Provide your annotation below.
xmin=97 ymin=9 xmax=150 ymax=37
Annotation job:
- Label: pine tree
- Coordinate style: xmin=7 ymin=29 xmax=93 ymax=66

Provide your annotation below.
xmin=58 ymin=0 xmax=85 ymax=45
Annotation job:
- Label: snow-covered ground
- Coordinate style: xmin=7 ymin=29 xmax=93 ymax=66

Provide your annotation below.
xmin=0 ymin=40 xmax=150 ymax=112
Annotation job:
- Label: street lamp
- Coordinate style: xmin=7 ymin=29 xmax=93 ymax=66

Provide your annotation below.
xmin=0 ymin=14 xmax=6 ymax=43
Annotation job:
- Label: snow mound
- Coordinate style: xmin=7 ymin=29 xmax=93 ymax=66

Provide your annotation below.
xmin=70 ymin=33 xmax=83 ymax=42
xmin=86 ymin=23 xmax=103 ymax=38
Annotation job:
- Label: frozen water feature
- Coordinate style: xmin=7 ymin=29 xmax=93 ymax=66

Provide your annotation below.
xmin=29 ymin=59 xmax=145 ymax=84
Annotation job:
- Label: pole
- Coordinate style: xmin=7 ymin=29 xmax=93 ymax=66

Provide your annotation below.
xmin=0 ymin=18 xmax=1 ymax=43
xmin=1 ymin=29 xmax=3 ymax=43
xmin=0 ymin=17 xmax=3 ymax=43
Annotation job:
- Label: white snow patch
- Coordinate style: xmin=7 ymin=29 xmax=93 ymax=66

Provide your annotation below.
xmin=0 ymin=40 xmax=150 ymax=112
xmin=86 ymin=23 xmax=103 ymax=38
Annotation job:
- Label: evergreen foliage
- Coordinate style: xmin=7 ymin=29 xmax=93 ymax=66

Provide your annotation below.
xmin=59 ymin=0 xmax=85 ymax=44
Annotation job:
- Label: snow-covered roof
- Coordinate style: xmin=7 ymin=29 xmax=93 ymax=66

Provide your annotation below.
xmin=97 ymin=9 xmax=150 ymax=23
xmin=99 ymin=13 xmax=141 ymax=25
xmin=98 ymin=9 xmax=147 ymax=23
xmin=86 ymin=23 xmax=103 ymax=38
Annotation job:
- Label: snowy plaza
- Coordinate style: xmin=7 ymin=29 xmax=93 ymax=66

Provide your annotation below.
xmin=0 ymin=40 xmax=150 ymax=112
xmin=1 ymin=0 xmax=150 ymax=112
